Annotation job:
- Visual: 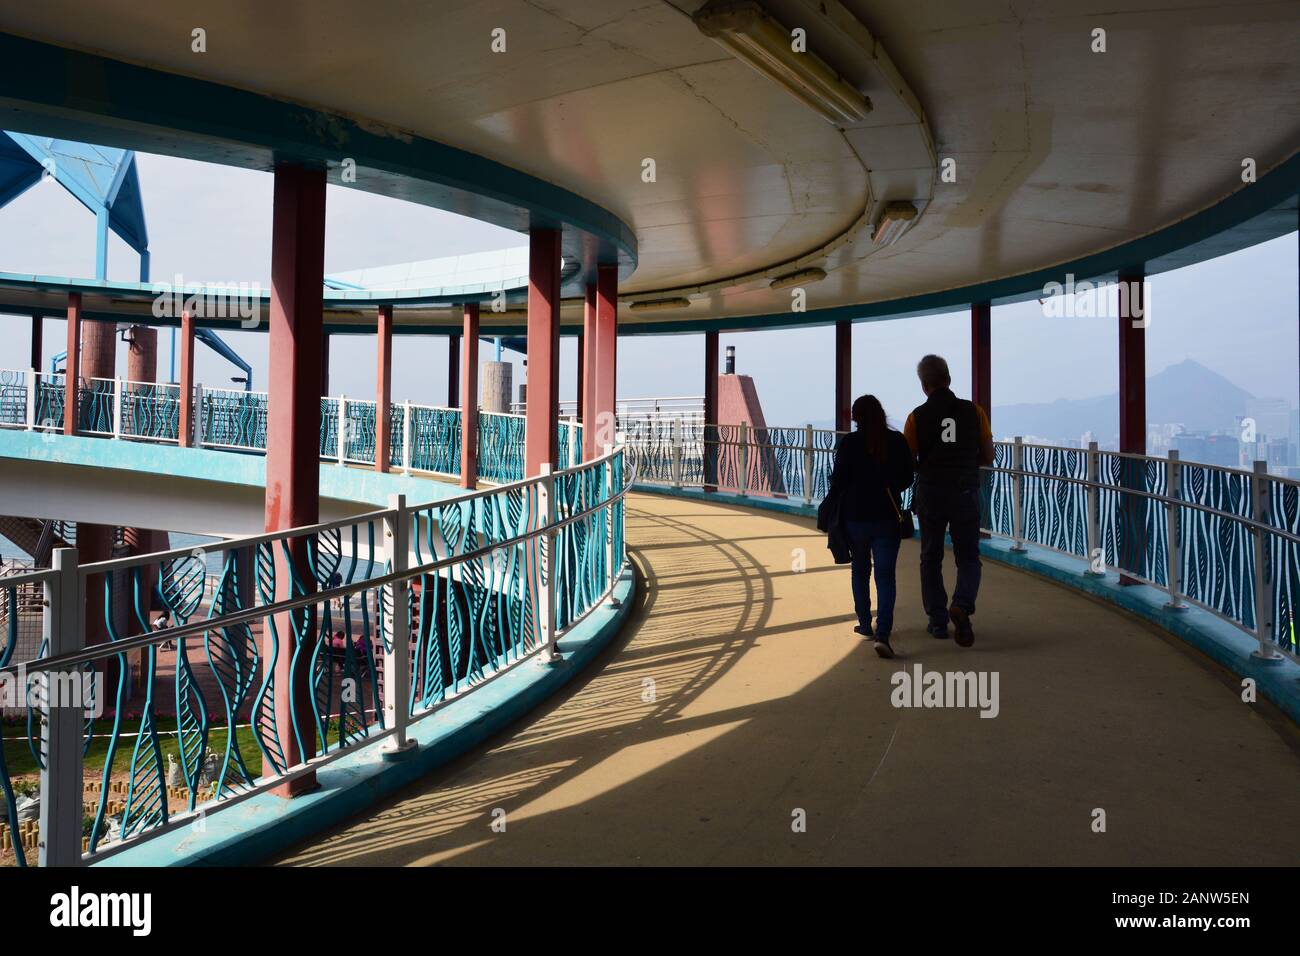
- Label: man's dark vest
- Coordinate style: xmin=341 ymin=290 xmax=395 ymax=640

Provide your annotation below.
xmin=912 ymin=387 xmax=981 ymax=486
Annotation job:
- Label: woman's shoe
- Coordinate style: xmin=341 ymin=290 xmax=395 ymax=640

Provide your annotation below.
xmin=873 ymin=638 xmax=895 ymax=659
xmin=854 ymin=624 xmax=874 ymax=639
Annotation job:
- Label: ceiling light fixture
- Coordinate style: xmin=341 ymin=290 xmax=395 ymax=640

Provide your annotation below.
xmin=872 ymin=201 xmax=918 ymax=246
xmin=769 ymin=267 xmax=827 ymax=290
xmin=629 ymin=297 xmax=692 ymax=313
xmin=694 ymin=1 xmax=871 ymax=126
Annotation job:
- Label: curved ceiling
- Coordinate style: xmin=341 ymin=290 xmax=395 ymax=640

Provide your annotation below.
xmin=0 ymin=0 xmax=1296 ymax=336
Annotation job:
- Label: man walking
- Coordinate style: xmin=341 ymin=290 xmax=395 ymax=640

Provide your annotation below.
xmin=903 ymin=355 xmax=995 ymax=646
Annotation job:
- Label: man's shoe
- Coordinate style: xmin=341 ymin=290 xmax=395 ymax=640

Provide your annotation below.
xmin=927 ymin=623 xmax=950 ymax=639
xmin=873 ymin=638 xmax=895 ymax=659
xmin=949 ymin=604 xmax=974 ymax=647
xmin=854 ymin=624 xmax=874 ymax=639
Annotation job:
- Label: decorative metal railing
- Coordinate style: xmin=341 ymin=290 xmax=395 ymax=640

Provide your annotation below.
xmin=0 ymin=445 xmax=630 ymax=866
xmin=624 ymin=424 xmax=1299 ymax=665
xmin=0 ymin=368 xmax=521 ymax=484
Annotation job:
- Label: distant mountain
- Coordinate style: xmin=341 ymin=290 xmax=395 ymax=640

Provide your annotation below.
xmin=991 ymin=359 xmax=1255 ymax=441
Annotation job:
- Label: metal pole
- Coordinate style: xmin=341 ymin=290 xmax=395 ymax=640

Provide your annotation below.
xmin=193 ymin=382 xmax=205 ymax=448
xmin=803 ymin=423 xmax=815 ymax=504
xmin=381 ymin=494 xmax=416 ymax=758
xmin=25 ymin=368 xmax=36 ymax=429
xmin=738 ymin=421 xmax=749 ymax=496
xmin=1164 ymin=450 xmax=1186 ymax=609
xmin=605 ymin=442 xmax=619 ymax=601
xmin=112 ymin=377 xmax=123 ymax=439
xmin=336 ymin=394 xmax=347 ymax=464
xmin=671 ymin=417 xmax=683 ymax=488
xmin=39 ymin=547 xmax=84 ymax=866
xmin=1251 ymin=460 xmax=1283 ymax=662
xmin=1085 ymin=440 xmax=1102 ymax=574
xmin=538 ymin=463 xmax=560 ymax=663
xmin=402 ymin=399 xmax=412 ymax=471
xmin=1011 ymin=436 xmax=1027 ymax=552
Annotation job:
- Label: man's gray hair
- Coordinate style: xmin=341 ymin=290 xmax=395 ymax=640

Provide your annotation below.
xmin=917 ymin=354 xmax=951 ymax=390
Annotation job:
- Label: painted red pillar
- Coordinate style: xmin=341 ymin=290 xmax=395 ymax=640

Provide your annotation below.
xmin=581 ymin=282 xmax=599 ymax=458
xmin=320 ymin=332 xmax=330 ymax=397
xmin=1118 ymin=267 xmax=1147 ymax=586
xmin=63 ymin=293 xmax=81 ymax=435
xmin=265 ymin=163 xmax=326 ymax=795
xmin=30 ymin=315 xmax=41 ymax=372
xmin=375 ymin=305 xmax=393 ymax=473
xmin=448 ymin=334 xmax=461 ymax=408
xmin=703 ymin=330 xmax=719 ymax=490
xmin=593 ymin=264 xmax=618 ymax=450
xmin=461 ymin=304 xmax=479 ymax=489
xmin=834 ymin=321 xmax=851 ymax=432
xmin=525 ymin=228 xmax=561 ymax=476
xmin=177 ymin=310 xmax=196 ymax=447
xmin=971 ymin=301 xmax=991 ymax=423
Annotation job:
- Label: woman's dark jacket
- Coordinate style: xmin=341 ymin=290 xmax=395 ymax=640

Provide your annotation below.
xmin=828 ymin=428 xmax=915 ymax=523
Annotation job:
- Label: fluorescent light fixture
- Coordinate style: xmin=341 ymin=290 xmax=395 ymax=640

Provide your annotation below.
xmin=694 ymin=1 xmax=871 ymax=126
xmin=872 ymin=201 xmax=918 ymax=246
xmin=769 ymin=267 xmax=827 ymax=290
xmin=629 ymin=297 xmax=692 ymax=313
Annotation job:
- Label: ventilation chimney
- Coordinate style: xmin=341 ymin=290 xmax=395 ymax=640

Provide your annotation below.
xmin=725 ymin=345 xmax=735 ymax=375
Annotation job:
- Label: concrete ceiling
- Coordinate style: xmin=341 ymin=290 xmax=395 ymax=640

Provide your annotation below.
xmin=0 ymin=0 xmax=1296 ymax=334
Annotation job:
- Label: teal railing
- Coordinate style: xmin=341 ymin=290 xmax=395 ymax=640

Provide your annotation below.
xmin=0 ymin=445 xmax=631 ymax=866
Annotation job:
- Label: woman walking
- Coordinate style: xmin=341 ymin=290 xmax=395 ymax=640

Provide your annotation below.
xmin=828 ymin=395 xmax=915 ymax=658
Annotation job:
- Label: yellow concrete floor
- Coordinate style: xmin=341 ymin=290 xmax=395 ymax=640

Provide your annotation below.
xmin=275 ymin=492 xmax=1300 ymax=866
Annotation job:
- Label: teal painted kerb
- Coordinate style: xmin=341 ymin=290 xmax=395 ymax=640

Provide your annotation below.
xmin=634 ymin=484 xmax=1300 ymax=726
xmin=0 ymin=429 xmax=461 ymax=508
xmin=94 ymin=568 xmax=637 ymax=867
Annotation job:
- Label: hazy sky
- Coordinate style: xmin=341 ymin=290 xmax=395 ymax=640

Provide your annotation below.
xmin=0 ymin=152 xmax=1295 ymax=433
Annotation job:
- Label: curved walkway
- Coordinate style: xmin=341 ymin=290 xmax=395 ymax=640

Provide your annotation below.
xmin=274 ymin=492 xmax=1300 ymax=866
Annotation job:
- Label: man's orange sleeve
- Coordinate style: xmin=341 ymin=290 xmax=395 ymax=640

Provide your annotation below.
xmin=903 ymin=413 xmax=918 ymax=455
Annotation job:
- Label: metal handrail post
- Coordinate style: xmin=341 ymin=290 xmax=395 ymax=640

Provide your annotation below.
xmin=538 ymin=463 xmax=560 ymax=663
xmin=1011 ymin=436 xmax=1027 ymax=552
xmin=1084 ymin=441 xmax=1101 ymax=573
xmin=381 ymin=496 xmax=417 ymax=758
xmin=803 ymin=424 xmax=815 ymax=504
xmin=1164 ymin=450 xmax=1186 ymax=609
xmin=1251 ymin=460 xmax=1284 ymax=662
xmin=39 ymin=547 xmax=84 ymax=866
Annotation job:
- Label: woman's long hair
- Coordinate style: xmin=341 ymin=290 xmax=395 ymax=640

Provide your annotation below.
xmin=851 ymin=394 xmax=889 ymax=465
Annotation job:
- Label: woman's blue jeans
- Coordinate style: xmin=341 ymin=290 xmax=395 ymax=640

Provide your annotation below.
xmin=845 ymin=519 xmax=901 ymax=636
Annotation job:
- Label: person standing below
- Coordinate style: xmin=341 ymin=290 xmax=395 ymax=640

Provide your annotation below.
xmin=829 ymin=395 xmax=914 ymax=659
xmin=903 ymin=355 xmax=995 ymax=647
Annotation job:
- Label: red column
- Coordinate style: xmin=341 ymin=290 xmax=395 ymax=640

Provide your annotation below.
xmin=320 ymin=332 xmax=330 ymax=396
xmin=971 ymin=301 xmax=991 ymax=423
xmin=63 ymin=293 xmax=81 ymax=435
xmin=375 ymin=305 xmax=393 ymax=473
xmin=447 ymin=334 xmax=461 ymax=408
xmin=593 ymin=264 xmax=618 ymax=450
xmin=703 ymin=330 xmax=719 ymax=490
xmin=525 ymin=228 xmax=561 ymax=476
xmin=1118 ymin=270 xmax=1146 ymax=455
xmin=581 ymin=282 xmax=599 ymax=458
xmin=834 ymin=320 xmax=851 ymax=432
xmin=265 ymin=164 xmax=326 ymax=795
xmin=177 ymin=310 xmax=196 ymax=447
xmin=30 ymin=315 xmax=41 ymax=372
xmin=461 ymin=304 xmax=479 ymax=489
xmin=1118 ymin=267 xmax=1147 ymax=586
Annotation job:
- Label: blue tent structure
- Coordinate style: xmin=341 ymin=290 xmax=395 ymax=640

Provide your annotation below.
xmin=1 ymin=132 xmax=255 ymax=386
xmin=0 ymin=132 xmax=149 ymax=281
